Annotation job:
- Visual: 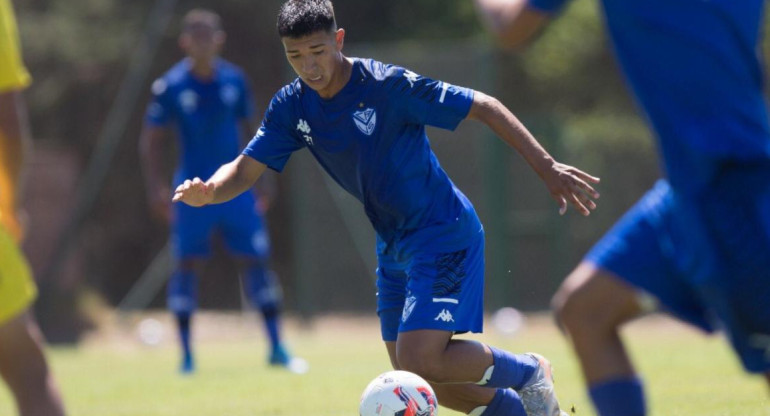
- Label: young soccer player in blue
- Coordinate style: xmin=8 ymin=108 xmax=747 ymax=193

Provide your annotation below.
xmin=174 ymin=1 xmax=600 ymax=414
xmin=475 ymin=0 xmax=770 ymax=414
xmin=139 ymin=9 xmax=299 ymax=374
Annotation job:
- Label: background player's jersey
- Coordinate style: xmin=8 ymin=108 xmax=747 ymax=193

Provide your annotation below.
xmin=530 ymin=0 xmax=770 ymax=194
xmin=145 ymin=58 xmax=254 ymax=186
xmin=244 ymin=58 xmax=480 ymax=257
xmin=0 ymin=0 xmax=30 ymax=93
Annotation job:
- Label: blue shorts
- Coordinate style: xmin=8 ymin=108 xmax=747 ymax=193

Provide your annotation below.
xmin=377 ymin=230 xmax=485 ymax=342
xmin=171 ymin=191 xmax=269 ymax=261
xmin=586 ymin=162 xmax=770 ymax=373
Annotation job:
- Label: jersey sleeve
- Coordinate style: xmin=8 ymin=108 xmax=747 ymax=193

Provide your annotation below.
xmin=528 ymin=0 xmax=571 ymax=13
xmin=145 ymin=78 xmax=173 ymax=127
xmin=242 ymin=88 xmax=305 ymax=172
xmin=385 ymin=65 xmax=474 ymax=131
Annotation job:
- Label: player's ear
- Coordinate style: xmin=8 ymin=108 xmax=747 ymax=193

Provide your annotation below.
xmin=335 ymin=28 xmax=345 ymax=51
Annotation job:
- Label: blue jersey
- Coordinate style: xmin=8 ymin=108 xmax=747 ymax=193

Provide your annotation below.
xmin=145 ymin=58 xmax=255 ymax=185
xmin=244 ymin=58 xmax=480 ymax=257
xmin=530 ymin=0 xmax=770 ymax=194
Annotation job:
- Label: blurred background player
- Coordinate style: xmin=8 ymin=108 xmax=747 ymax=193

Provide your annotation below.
xmin=474 ymin=0 xmax=770 ymax=414
xmin=173 ymin=1 xmax=600 ymax=414
xmin=0 ymin=0 xmax=67 ymax=414
xmin=139 ymin=8 xmax=299 ymax=374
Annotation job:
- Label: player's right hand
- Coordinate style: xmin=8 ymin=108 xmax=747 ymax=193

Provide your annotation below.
xmin=172 ymin=177 xmax=214 ymax=207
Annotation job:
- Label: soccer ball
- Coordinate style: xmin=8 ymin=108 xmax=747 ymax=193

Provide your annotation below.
xmin=359 ymin=370 xmax=438 ymax=416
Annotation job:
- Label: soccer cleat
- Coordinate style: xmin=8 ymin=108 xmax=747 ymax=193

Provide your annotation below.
xmin=179 ymin=353 xmax=195 ymax=374
xmin=518 ymin=353 xmax=569 ymax=416
xmin=269 ymin=344 xmax=291 ymax=366
xmin=269 ymin=344 xmax=309 ymax=374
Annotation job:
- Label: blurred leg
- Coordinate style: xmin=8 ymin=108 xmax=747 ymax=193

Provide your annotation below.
xmin=0 ymin=311 xmax=65 ymax=416
xmin=552 ymin=262 xmax=646 ymax=415
xmin=238 ymin=258 xmax=285 ymax=360
xmin=167 ymin=259 xmax=204 ymax=373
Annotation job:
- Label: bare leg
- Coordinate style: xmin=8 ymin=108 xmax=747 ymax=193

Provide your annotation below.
xmin=385 ymin=335 xmax=496 ymax=413
xmin=0 ymin=311 xmax=66 ymax=416
xmin=552 ymin=262 xmax=644 ymax=383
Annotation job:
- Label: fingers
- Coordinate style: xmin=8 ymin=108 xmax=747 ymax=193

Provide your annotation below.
xmin=571 ymin=168 xmax=601 ymax=184
xmin=171 ymin=178 xmax=205 ymax=204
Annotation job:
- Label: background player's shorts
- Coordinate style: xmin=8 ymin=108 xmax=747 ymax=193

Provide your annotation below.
xmin=377 ymin=230 xmax=485 ymax=342
xmin=171 ymin=191 xmax=269 ymax=260
xmin=0 ymin=0 xmax=32 ymax=92
xmin=586 ymin=161 xmax=770 ymax=373
xmin=0 ymin=225 xmax=37 ymax=324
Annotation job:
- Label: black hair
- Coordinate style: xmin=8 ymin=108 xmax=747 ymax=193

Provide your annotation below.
xmin=277 ymin=0 xmax=337 ymax=38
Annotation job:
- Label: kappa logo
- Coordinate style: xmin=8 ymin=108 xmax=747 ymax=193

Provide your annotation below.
xmin=296 ymin=119 xmax=313 ymax=145
xmin=403 ymin=69 xmax=419 ymax=88
xmin=434 ymin=309 xmax=454 ymax=323
xmin=402 ymin=296 xmax=417 ymax=322
xmin=353 ymin=108 xmax=377 ymax=136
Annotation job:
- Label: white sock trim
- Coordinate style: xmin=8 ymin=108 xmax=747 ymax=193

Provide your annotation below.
xmin=476 ymin=365 xmax=494 ymax=385
xmin=468 ymin=406 xmax=487 ymax=416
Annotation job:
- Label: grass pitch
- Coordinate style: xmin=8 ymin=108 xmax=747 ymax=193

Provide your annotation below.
xmin=0 ymin=311 xmax=767 ymax=415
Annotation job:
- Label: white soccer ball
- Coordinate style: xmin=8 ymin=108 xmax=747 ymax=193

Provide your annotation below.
xmin=359 ymin=370 xmax=438 ymax=416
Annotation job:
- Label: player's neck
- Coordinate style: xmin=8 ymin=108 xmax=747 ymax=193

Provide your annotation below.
xmin=189 ymin=58 xmax=216 ymax=81
xmin=317 ymin=56 xmax=353 ymax=99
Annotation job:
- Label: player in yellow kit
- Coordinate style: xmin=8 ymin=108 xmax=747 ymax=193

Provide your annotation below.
xmin=0 ymin=0 xmax=66 ymax=414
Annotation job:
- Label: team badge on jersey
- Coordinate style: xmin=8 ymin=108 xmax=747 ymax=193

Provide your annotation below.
xmin=179 ymin=89 xmax=198 ymax=113
xmin=353 ymin=108 xmax=377 ymax=136
xmin=220 ymin=84 xmax=240 ymax=106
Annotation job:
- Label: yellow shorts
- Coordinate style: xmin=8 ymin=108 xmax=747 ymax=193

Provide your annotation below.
xmin=0 ymin=0 xmax=31 ymax=92
xmin=0 ymin=224 xmax=36 ymax=325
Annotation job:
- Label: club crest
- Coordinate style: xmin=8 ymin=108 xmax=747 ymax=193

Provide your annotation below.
xmin=353 ymin=108 xmax=377 ymax=136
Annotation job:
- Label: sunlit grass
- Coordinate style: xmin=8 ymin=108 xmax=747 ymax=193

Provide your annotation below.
xmin=0 ymin=311 xmax=766 ymax=415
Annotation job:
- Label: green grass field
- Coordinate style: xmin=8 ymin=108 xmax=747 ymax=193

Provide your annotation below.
xmin=0 ymin=311 xmax=767 ymax=415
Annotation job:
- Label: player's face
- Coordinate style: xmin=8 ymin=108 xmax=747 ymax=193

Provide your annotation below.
xmin=179 ymin=23 xmax=224 ymax=62
xmin=282 ymin=29 xmax=345 ymax=97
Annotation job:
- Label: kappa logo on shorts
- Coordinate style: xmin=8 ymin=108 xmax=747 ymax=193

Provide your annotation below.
xmin=353 ymin=108 xmax=377 ymax=136
xmin=402 ymin=296 xmax=417 ymax=322
xmin=434 ymin=309 xmax=454 ymax=323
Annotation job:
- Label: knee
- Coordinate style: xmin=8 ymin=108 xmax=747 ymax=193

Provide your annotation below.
xmin=552 ymin=269 xmax=609 ymax=336
xmin=396 ymin=349 xmax=446 ymax=383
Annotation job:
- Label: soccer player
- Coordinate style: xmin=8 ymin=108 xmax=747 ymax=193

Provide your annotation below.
xmin=139 ymin=9 xmax=298 ymax=374
xmin=173 ymin=1 xmax=600 ymax=414
xmin=474 ymin=0 xmax=770 ymax=414
xmin=0 ymin=0 xmax=67 ymax=415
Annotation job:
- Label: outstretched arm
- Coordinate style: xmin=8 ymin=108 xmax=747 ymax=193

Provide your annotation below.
xmin=172 ymin=155 xmax=267 ymax=207
xmin=0 ymin=91 xmax=31 ymax=241
xmin=467 ymin=91 xmax=600 ymax=215
xmin=473 ymin=0 xmax=551 ymax=49
xmin=139 ymin=124 xmax=172 ymax=223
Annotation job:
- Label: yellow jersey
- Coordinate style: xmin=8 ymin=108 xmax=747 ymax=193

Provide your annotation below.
xmin=0 ymin=0 xmax=31 ymax=93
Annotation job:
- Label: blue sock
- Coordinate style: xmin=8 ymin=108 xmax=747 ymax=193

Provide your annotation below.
xmin=481 ymin=346 xmax=538 ymax=389
xmin=176 ymin=313 xmax=193 ymax=367
xmin=245 ymin=266 xmax=283 ymax=350
xmin=589 ymin=377 xmax=646 ymax=416
xmin=479 ymin=388 xmax=527 ymax=416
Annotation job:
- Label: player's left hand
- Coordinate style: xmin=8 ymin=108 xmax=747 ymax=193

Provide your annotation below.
xmin=541 ymin=162 xmax=600 ymax=216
